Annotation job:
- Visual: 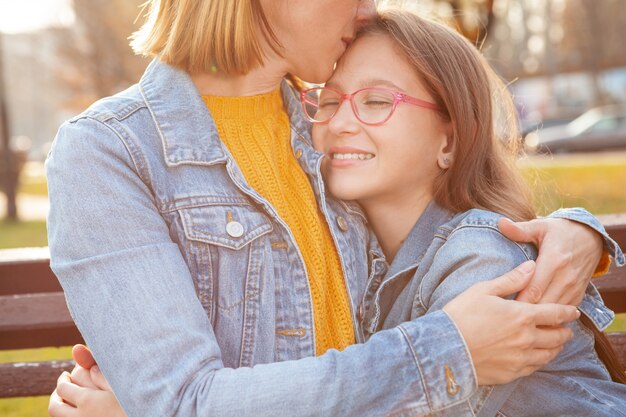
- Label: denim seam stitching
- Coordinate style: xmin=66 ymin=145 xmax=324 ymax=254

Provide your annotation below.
xmin=397 ymin=324 xmax=433 ymax=411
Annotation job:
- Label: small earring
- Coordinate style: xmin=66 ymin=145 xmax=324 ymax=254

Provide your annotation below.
xmin=443 ymin=157 xmax=450 ymax=165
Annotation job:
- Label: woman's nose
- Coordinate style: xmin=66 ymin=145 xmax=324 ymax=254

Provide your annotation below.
xmin=356 ymin=0 xmax=376 ymax=28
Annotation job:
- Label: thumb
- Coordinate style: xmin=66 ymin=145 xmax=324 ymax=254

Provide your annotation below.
xmin=72 ymin=344 xmax=97 ymax=369
xmin=498 ymin=218 xmax=539 ymax=245
xmin=482 ymin=260 xmax=536 ymax=297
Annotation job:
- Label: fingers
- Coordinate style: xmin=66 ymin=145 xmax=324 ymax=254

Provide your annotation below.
xmin=90 ymin=366 xmax=113 ymax=391
xmin=531 ymin=326 xmax=574 ymax=350
xmin=56 ymin=371 xmax=87 ymax=408
xmin=498 ymin=218 xmax=541 ymax=245
xmin=519 ymin=346 xmax=564 ymax=376
xmin=540 ymin=278 xmax=586 ymax=305
xmin=481 ymin=260 xmax=535 ymax=297
xmin=531 ymin=303 xmax=580 ymax=327
xmin=49 ymin=388 xmax=78 ymax=417
xmin=70 ymin=364 xmax=99 ymax=389
xmin=72 ymin=344 xmax=97 ymax=369
xmin=516 ymin=251 xmax=552 ymax=303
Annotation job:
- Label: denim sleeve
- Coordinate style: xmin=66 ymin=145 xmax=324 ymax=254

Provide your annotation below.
xmin=415 ymin=225 xmax=536 ymax=416
xmin=46 ymin=118 xmax=477 ymax=417
xmin=546 ymin=208 xmax=625 ymax=267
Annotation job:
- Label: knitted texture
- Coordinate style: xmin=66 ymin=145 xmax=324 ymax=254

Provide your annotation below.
xmin=203 ymin=90 xmax=355 ymax=355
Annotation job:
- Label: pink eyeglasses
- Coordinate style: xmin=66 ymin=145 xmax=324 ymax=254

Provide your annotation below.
xmin=300 ymin=87 xmax=440 ymax=126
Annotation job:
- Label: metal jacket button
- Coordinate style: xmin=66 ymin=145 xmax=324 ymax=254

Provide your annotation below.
xmin=337 ymin=216 xmax=349 ymax=232
xmin=226 ymin=221 xmax=244 ymax=238
xmin=295 ymin=149 xmax=303 ymax=160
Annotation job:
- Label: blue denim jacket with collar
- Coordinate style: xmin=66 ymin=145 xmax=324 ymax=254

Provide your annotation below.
xmin=363 ymin=202 xmax=626 ymax=416
xmin=47 ymin=59 xmax=480 ymax=417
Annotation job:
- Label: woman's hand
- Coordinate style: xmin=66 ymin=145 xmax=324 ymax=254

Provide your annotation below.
xmin=48 ymin=346 xmax=126 ymax=417
xmin=499 ymin=217 xmax=603 ymax=304
xmin=443 ymin=260 xmax=580 ymax=385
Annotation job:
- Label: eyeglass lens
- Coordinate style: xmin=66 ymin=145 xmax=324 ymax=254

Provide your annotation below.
xmin=303 ymin=88 xmax=396 ymax=124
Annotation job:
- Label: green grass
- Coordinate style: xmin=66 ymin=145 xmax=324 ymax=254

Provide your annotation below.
xmin=18 ymin=180 xmax=48 ymax=197
xmin=607 ymin=314 xmax=626 ymax=333
xmin=17 ymin=163 xmax=48 ymax=197
xmin=522 ymin=161 xmax=626 ymax=215
xmin=0 ymin=220 xmax=47 ymax=249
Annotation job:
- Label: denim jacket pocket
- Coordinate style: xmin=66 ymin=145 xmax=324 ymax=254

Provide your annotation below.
xmin=180 ymin=204 xmax=273 ymax=250
xmin=178 ymin=203 xmax=274 ymax=322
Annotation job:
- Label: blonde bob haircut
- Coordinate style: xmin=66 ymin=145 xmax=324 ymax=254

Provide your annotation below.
xmin=131 ymin=0 xmax=281 ymax=74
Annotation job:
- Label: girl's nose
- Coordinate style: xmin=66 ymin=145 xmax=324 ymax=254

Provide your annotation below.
xmin=327 ymin=100 xmax=361 ymax=136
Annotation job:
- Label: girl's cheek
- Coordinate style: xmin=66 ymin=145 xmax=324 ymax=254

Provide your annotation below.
xmin=312 ymin=126 xmax=325 ymax=152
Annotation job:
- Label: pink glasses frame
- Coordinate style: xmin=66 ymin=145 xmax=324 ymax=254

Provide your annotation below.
xmin=300 ymin=86 xmax=441 ymax=126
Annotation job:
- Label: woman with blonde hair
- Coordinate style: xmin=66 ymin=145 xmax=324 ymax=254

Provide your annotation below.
xmin=47 ymin=1 xmax=618 ymax=416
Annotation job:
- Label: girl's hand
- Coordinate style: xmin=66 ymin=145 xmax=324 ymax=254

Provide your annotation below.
xmin=443 ymin=260 xmax=580 ymax=385
xmin=499 ymin=217 xmax=603 ymax=305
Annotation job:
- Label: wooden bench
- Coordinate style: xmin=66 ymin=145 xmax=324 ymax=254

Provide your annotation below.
xmin=1 ymin=215 xmax=625 ymax=398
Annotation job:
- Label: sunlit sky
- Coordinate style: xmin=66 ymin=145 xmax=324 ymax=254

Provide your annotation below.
xmin=0 ymin=0 xmax=74 ymax=34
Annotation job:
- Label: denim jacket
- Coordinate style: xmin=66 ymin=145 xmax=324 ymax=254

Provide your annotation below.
xmin=46 ymin=58 xmax=622 ymax=417
xmin=364 ymin=202 xmax=626 ymax=416
xmin=47 ymin=59 xmax=477 ymax=417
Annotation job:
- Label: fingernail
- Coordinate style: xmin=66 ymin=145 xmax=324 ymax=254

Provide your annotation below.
xmin=518 ymin=260 xmax=535 ymax=273
xmin=92 ymin=365 xmax=100 ymax=374
xmin=575 ymin=308 xmax=581 ymax=318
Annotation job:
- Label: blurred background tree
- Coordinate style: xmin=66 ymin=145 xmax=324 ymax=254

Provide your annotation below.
xmin=58 ymin=0 xmax=148 ymax=108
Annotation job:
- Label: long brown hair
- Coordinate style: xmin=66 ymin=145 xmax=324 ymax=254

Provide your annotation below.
xmin=360 ymin=9 xmax=535 ymax=222
xmin=361 ymin=7 xmax=625 ymax=384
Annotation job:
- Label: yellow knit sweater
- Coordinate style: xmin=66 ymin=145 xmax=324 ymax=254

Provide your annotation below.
xmin=203 ymin=90 xmax=355 ymax=355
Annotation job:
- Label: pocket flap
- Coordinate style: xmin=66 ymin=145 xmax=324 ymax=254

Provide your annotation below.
xmin=179 ymin=204 xmax=273 ymax=250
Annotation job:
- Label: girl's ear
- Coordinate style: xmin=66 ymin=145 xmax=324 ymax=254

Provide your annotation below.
xmin=437 ymin=123 xmax=455 ymax=170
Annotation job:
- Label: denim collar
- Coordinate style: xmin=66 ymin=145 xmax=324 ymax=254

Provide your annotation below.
xmin=384 ymin=201 xmax=455 ymax=280
xmin=138 ymin=58 xmax=316 ymax=168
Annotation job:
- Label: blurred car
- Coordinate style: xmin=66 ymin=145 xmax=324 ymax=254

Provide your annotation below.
xmin=520 ymin=117 xmax=574 ymax=139
xmin=525 ymin=105 xmax=626 ymax=154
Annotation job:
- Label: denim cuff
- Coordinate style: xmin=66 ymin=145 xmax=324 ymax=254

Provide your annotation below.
xmin=547 ymin=207 xmax=625 ymax=267
xmin=399 ymin=309 xmax=477 ymax=412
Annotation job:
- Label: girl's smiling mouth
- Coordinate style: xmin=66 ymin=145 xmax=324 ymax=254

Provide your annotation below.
xmin=328 ymin=146 xmax=376 ymax=167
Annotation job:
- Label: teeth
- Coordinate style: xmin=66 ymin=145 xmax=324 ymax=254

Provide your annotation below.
xmin=332 ymin=153 xmax=374 ymax=160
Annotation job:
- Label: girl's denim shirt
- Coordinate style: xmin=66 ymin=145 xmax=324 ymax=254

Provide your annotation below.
xmin=46 ymin=58 xmax=622 ymax=417
xmin=363 ymin=202 xmax=626 ymax=416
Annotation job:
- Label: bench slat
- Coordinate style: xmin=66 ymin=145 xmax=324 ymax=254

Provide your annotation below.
xmin=0 ymin=293 xmax=84 ymax=349
xmin=0 ymin=293 xmax=73 ymax=330
xmin=0 ymin=360 xmax=74 ymax=398
xmin=0 ymin=248 xmax=59 ymax=296
xmin=607 ymin=333 xmax=626 ymax=372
